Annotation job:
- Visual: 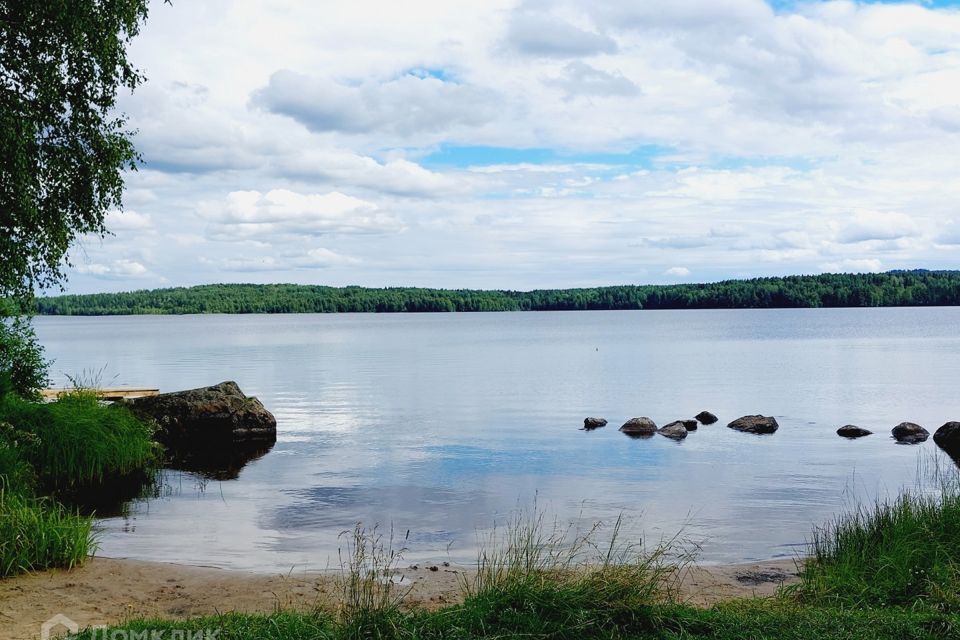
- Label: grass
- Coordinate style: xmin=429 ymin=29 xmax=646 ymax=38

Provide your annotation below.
xmin=792 ymin=460 xmax=960 ymax=611
xmin=0 ymin=386 xmax=158 ymax=579
xmin=0 ymin=391 xmax=158 ymax=492
xmin=0 ymin=487 xmax=95 ymax=578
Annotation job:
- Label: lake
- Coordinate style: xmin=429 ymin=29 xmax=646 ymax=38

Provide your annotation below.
xmin=33 ymin=308 xmax=960 ymax=571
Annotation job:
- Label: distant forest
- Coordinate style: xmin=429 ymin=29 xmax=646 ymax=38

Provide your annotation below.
xmin=30 ymin=271 xmax=960 ymax=316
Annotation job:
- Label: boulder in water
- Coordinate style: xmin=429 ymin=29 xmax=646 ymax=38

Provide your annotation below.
xmin=583 ymin=417 xmax=608 ymax=430
xmin=837 ymin=425 xmax=872 ymax=438
xmin=620 ymin=417 xmax=657 ymax=437
xmin=695 ymin=411 xmax=719 ymax=425
xmin=659 ymin=422 xmax=689 ymax=440
xmin=891 ymin=422 xmax=928 ymax=444
xmin=125 ymin=381 xmax=277 ymax=450
xmin=728 ymin=415 xmax=779 ymax=434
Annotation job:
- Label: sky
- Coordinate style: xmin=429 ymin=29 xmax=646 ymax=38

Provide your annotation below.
xmin=63 ymin=0 xmax=960 ymax=293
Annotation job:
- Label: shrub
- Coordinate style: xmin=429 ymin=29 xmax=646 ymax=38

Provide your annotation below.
xmin=0 ymin=314 xmax=49 ymax=399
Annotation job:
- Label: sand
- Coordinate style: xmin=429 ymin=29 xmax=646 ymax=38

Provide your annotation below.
xmin=0 ymin=556 xmax=800 ymax=640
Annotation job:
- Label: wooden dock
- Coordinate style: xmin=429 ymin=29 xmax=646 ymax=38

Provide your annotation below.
xmin=41 ymin=387 xmax=160 ymax=401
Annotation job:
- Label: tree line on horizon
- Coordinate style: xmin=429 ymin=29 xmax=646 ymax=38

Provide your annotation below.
xmin=30 ymin=271 xmax=960 ymax=315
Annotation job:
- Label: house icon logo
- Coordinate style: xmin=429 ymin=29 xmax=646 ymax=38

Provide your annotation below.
xmin=40 ymin=614 xmax=79 ymax=640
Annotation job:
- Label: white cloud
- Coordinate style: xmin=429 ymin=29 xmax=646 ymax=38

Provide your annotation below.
xmin=75 ymin=259 xmax=149 ymax=278
xmin=834 ymin=210 xmax=919 ymax=244
xmin=665 ymin=266 xmax=691 ymax=277
xmin=506 ymin=10 xmax=618 ymax=57
xmin=251 ymin=71 xmax=500 ymax=138
xmin=105 ymin=210 xmax=153 ymax=231
xmin=201 ymin=189 xmax=402 ymax=240
xmin=545 ymin=61 xmax=640 ymax=97
xmin=820 ymin=258 xmax=884 ymax=274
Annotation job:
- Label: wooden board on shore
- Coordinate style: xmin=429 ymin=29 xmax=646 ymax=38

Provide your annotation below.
xmin=41 ymin=387 xmax=160 ymax=401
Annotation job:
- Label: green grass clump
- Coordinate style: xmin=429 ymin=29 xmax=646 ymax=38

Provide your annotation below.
xmin=65 ymin=603 xmax=960 ymax=640
xmin=0 ymin=392 xmax=158 ymax=491
xmin=794 ymin=475 xmax=960 ymax=611
xmin=0 ymin=488 xmax=94 ymax=578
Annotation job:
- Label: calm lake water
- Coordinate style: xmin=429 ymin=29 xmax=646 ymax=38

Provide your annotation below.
xmin=33 ymin=309 xmax=960 ymax=570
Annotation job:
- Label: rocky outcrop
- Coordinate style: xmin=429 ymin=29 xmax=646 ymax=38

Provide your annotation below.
xmin=125 ymin=381 xmax=277 ymax=450
xmin=658 ymin=422 xmax=689 ymax=440
xmin=583 ymin=417 xmax=608 ymax=430
xmin=933 ymin=422 xmax=960 ymax=455
xmin=891 ymin=422 xmax=928 ymax=444
xmin=695 ymin=411 xmax=719 ymax=425
xmin=681 ymin=419 xmax=699 ymax=431
xmin=728 ymin=415 xmax=779 ymax=434
xmin=620 ymin=417 xmax=657 ymax=437
xmin=837 ymin=425 xmax=872 ymax=438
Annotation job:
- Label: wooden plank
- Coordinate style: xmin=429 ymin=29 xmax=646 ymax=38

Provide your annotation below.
xmin=41 ymin=387 xmax=160 ymax=401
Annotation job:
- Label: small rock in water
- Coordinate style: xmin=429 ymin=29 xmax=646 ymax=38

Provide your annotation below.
xmin=658 ymin=422 xmax=689 ymax=440
xmin=891 ymin=422 xmax=929 ymax=444
xmin=695 ymin=411 xmax=719 ymax=425
xmin=620 ymin=417 xmax=657 ymax=437
xmin=728 ymin=415 xmax=779 ymax=434
xmin=934 ymin=422 xmax=960 ymax=456
xmin=681 ymin=419 xmax=698 ymax=431
xmin=583 ymin=417 xmax=608 ymax=430
xmin=837 ymin=425 xmax=872 ymax=438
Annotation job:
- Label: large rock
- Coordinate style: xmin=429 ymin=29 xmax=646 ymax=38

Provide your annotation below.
xmin=837 ymin=425 xmax=872 ymax=438
xmin=125 ymin=381 xmax=277 ymax=449
xmin=695 ymin=411 xmax=719 ymax=425
xmin=659 ymin=422 xmax=689 ymax=440
xmin=620 ymin=417 xmax=657 ymax=437
xmin=891 ymin=422 xmax=928 ymax=444
xmin=728 ymin=415 xmax=779 ymax=434
xmin=933 ymin=422 xmax=960 ymax=455
xmin=583 ymin=417 xmax=608 ymax=430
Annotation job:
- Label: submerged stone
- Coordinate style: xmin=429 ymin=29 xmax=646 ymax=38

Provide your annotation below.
xmin=837 ymin=425 xmax=872 ymax=438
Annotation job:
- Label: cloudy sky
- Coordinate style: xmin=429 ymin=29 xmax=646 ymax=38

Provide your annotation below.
xmin=65 ymin=0 xmax=960 ymax=293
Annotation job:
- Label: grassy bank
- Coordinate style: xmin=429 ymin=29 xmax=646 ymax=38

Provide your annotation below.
xmin=69 ymin=469 xmax=960 ymax=639
xmin=0 ymin=389 xmax=158 ymax=578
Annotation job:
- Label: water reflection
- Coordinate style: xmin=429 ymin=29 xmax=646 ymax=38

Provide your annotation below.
xmin=166 ymin=443 xmax=275 ymax=481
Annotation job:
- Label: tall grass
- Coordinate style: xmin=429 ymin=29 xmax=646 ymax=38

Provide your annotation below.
xmin=335 ymin=523 xmax=411 ymax=638
xmin=794 ymin=458 xmax=960 ymax=611
xmin=451 ymin=507 xmax=692 ymax=638
xmin=0 ymin=488 xmax=95 ymax=577
xmin=0 ymin=391 xmax=158 ymax=491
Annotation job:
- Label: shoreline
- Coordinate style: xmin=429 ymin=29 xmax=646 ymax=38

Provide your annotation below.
xmin=0 ymin=555 xmax=801 ymax=640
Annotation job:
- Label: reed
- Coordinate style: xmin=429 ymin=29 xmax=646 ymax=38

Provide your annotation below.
xmin=335 ymin=523 xmax=411 ymax=638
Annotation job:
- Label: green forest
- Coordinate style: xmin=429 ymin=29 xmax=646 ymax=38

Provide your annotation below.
xmin=32 ymin=270 xmax=960 ymax=315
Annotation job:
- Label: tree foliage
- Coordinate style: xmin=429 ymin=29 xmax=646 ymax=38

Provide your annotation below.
xmin=0 ymin=0 xmax=149 ymax=298
xmin=33 ymin=271 xmax=960 ymax=315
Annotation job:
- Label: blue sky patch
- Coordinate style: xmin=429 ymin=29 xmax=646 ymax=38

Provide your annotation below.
xmin=420 ymin=144 xmax=675 ymax=170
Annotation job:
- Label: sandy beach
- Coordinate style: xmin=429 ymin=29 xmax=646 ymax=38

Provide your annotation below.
xmin=0 ymin=556 xmax=800 ymax=639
